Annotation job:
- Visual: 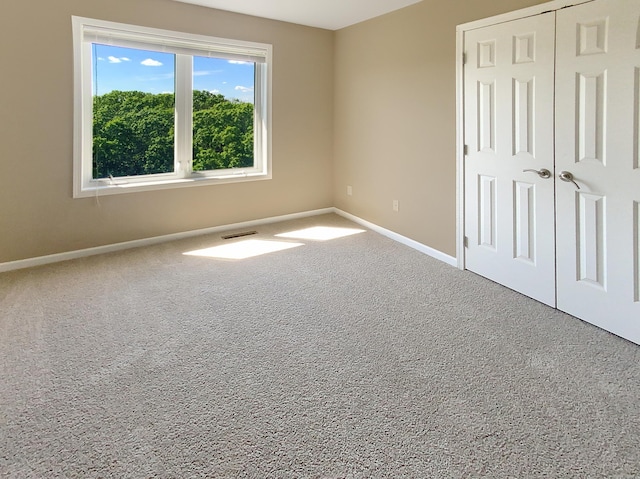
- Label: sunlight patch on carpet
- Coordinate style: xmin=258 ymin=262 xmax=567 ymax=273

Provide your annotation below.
xmin=184 ymin=239 xmax=304 ymax=260
xmin=276 ymin=226 xmax=366 ymax=241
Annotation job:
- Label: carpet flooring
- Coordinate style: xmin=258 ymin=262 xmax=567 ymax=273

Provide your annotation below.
xmin=1 ymin=213 xmax=639 ymax=478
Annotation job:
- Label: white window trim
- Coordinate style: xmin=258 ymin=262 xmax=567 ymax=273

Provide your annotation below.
xmin=72 ymin=16 xmax=272 ymax=198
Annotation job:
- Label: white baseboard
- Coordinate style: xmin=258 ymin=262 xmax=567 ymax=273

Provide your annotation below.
xmin=333 ymin=208 xmax=458 ymax=267
xmin=0 ymin=208 xmax=334 ymax=273
xmin=1 ymin=207 xmax=457 ymax=272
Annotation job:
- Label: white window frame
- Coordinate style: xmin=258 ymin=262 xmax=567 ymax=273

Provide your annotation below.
xmin=72 ymin=16 xmax=272 ymax=198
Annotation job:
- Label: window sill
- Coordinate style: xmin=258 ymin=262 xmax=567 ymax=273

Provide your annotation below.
xmin=74 ymin=172 xmax=271 ymax=198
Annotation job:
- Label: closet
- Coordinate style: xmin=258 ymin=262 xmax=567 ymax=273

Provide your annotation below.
xmin=460 ymin=0 xmax=640 ymax=344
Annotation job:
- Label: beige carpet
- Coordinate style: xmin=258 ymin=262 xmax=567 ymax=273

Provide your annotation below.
xmin=1 ymin=213 xmax=639 ymax=478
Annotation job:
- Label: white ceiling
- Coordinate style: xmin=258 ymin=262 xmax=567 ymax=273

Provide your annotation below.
xmin=171 ymin=0 xmax=423 ymax=30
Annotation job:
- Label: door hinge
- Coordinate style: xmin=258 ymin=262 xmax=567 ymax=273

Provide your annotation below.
xmin=462 ymin=52 xmax=467 ymax=65
xmin=463 ymin=144 xmax=469 ymax=155
xmin=464 ymin=236 xmax=469 ymax=248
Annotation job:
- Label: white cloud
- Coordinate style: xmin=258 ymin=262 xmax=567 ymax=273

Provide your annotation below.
xmin=141 ymin=58 xmax=163 ymax=67
xmin=107 ymin=56 xmax=132 ymax=64
xmin=97 ymin=57 xmax=105 ymax=61
xmin=228 ymin=60 xmax=252 ymax=65
xmin=235 ymin=85 xmax=254 ymax=93
xmin=209 ymin=89 xmax=221 ymax=94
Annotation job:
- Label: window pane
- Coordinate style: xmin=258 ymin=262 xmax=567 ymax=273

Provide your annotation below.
xmin=192 ymin=56 xmax=255 ymax=171
xmin=92 ymin=44 xmax=175 ymax=179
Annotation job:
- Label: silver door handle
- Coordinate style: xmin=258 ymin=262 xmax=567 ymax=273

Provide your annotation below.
xmin=559 ymin=171 xmax=580 ymax=189
xmin=523 ymin=168 xmax=551 ymax=179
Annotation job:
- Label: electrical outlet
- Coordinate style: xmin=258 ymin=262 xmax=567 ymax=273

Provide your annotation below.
xmin=347 ymin=185 xmax=353 ymax=196
xmin=393 ymin=200 xmax=399 ymax=212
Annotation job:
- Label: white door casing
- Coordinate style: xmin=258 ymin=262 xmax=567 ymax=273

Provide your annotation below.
xmin=555 ymin=0 xmax=640 ymax=343
xmin=463 ymin=13 xmax=557 ymax=307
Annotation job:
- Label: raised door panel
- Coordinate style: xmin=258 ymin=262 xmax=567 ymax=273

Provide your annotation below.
xmin=514 ymin=181 xmax=535 ymax=263
xmin=576 ymin=72 xmax=606 ymax=164
xmin=576 ymin=192 xmax=606 ymax=288
xmin=477 ymin=81 xmax=496 ymax=153
xmin=513 ymin=78 xmax=534 ymax=157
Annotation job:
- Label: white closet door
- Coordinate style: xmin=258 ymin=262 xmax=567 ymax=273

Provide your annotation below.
xmin=556 ymin=0 xmax=640 ymax=343
xmin=464 ymin=13 xmax=556 ymax=306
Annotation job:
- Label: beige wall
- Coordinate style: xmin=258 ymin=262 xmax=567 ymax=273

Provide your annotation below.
xmin=333 ymin=0 xmax=548 ymax=257
xmin=1 ymin=0 xmax=553 ymax=264
xmin=0 ymin=0 xmax=334 ymax=263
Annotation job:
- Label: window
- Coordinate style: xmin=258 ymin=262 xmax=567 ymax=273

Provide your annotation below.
xmin=72 ymin=17 xmax=272 ymax=197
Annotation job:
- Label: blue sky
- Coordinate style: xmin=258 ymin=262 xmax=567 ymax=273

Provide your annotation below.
xmin=92 ymin=44 xmax=255 ymax=103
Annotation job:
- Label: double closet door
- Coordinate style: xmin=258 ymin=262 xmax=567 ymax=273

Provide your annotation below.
xmin=463 ymin=0 xmax=640 ymax=344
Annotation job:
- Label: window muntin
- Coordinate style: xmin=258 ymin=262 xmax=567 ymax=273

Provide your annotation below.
xmin=72 ymin=17 xmax=271 ymax=197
